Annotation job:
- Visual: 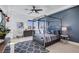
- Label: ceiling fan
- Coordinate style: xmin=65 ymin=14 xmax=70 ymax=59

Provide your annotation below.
xmin=25 ymin=6 xmax=43 ymax=14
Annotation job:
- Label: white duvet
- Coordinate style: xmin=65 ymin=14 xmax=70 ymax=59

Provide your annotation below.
xmin=35 ymin=33 xmax=57 ymax=43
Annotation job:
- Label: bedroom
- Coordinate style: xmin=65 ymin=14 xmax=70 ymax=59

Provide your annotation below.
xmin=0 ymin=5 xmax=79 ymax=53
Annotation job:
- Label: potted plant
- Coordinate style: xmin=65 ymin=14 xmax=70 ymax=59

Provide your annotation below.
xmin=0 ymin=26 xmax=10 ymax=39
xmin=0 ymin=8 xmax=10 ymax=39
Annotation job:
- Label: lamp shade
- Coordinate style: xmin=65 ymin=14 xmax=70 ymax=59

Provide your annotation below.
xmin=62 ymin=27 xmax=67 ymax=31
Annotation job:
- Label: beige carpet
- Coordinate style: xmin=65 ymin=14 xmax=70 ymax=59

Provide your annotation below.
xmin=46 ymin=41 xmax=79 ymax=53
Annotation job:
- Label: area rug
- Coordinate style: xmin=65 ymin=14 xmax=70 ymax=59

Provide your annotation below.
xmin=14 ymin=40 xmax=49 ymax=53
xmin=3 ymin=45 xmax=10 ymax=53
xmin=3 ymin=40 xmax=49 ymax=53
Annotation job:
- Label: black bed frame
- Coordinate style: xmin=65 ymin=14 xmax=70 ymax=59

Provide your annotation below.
xmin=45 ymin=39 xmax=60 ymax=47
xmin=29 ymin=15 xmax=62 ymax=47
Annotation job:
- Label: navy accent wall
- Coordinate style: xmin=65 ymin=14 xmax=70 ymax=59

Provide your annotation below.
xmin=49 ymin=6 xmax=79 ymax=43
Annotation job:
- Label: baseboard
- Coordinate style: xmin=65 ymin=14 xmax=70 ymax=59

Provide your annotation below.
xmin=68 ymin=41 xmax=79 ymax=46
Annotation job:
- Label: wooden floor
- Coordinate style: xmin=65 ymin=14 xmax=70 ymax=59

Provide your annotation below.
xmin=0 ymin=42 xmax=6 ymax=53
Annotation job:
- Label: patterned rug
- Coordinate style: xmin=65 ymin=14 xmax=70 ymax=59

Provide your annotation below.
xmin=4 ymin=40 xmax=49 ymax=53
xmin=14 ymin=40 xmax=49 ymax=53
xmin=3 ymin=45 xmax=10 ymax=53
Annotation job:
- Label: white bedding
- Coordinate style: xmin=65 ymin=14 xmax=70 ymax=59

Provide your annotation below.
xmin=35 ymin=33 xmax=58 ymax=43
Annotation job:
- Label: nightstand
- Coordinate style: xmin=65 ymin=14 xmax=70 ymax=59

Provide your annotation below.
xmin=61 ymin=35 xmax=69 ymax=43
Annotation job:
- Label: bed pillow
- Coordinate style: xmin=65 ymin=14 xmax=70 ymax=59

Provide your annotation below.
xmin=54 ymin=30 xmax=59 ymax=35
xmin=50 ymin=30 xmax=54 ymax=34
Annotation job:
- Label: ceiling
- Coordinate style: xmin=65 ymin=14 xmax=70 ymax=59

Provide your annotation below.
xmin=0 ymin=5 xmax=75 ymax=20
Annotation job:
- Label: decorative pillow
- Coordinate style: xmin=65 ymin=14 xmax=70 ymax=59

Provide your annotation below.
xmin=50 ymin=30 xmax=54 ymax=34
xmin=54 ymin=30 xmax=58 ymax=35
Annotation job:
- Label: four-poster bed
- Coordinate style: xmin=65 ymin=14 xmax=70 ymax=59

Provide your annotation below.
xmin=28 ymin=15 xmax=62 ymax=47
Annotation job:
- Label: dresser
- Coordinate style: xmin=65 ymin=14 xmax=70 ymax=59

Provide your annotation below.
xmin=23 ymin=30 xmax=33 ymax=37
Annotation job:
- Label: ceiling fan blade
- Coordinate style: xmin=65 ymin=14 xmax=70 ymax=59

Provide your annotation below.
xmin=35 ymin=10 xmax=39 ymax=13
xmin=37 ymin=9 xmax=43 ymax=11
xmin=25 ymin=9 xmax=29 ymax=10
